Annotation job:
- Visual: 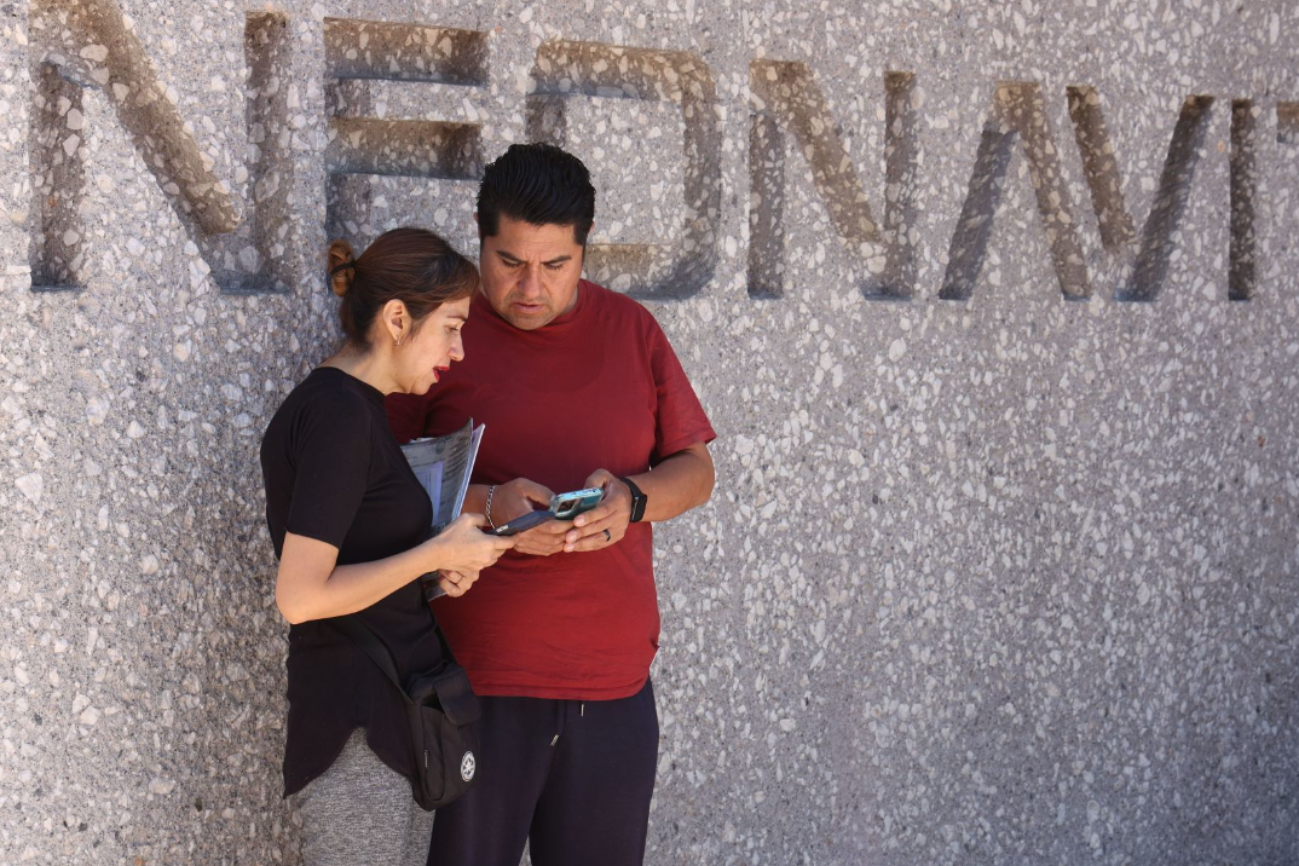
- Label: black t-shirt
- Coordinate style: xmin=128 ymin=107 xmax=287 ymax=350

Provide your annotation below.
xmin=260 ymin=367 xmax=440 ymax=796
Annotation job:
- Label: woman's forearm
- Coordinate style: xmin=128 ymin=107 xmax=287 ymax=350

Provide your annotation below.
xmin=276 ymin=533 xmax=434 ymax=624
xmin=275 ymin=514 xmax=511 ymax=624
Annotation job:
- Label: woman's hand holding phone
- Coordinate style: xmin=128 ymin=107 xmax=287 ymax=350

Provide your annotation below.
xmin=426 ymin=513 xmax=516 ymax=578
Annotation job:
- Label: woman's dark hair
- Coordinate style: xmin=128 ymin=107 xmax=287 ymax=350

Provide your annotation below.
xmin=476 ymin=143 xmax=596 ymax=245
xmin=327 ymin=228 xmax=478 ymax=350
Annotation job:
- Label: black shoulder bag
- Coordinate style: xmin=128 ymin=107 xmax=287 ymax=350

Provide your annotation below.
xmin=330 ymin=615 xmax=481 ymax=811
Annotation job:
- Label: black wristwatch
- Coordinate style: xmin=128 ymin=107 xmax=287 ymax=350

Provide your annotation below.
xmin=619 ymin=476 xmax=647 ymax=523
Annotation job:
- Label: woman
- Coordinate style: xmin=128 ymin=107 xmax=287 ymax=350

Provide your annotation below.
xmin=259 ymin=228 xmax=515 ymax=866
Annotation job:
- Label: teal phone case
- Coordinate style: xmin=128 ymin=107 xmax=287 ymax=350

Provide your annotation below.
xmin=551 ymin=487 xmax=604 ymax=520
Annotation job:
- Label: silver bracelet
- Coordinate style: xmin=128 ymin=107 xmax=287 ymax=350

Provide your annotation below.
xmin=485 ymin=484 xmax=498 ymax=530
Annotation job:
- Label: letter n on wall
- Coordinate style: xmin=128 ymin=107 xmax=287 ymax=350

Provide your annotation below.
xmin=748 ymin=61 xmax=918 ymax=301
xmin=24 ymin=0 xmax=294 ymax=293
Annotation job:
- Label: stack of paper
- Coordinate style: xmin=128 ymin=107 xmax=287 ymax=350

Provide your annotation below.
xmin=400 ymin=419 xmax=485 ymax=532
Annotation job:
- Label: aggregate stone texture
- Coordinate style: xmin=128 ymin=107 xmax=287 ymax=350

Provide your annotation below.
xmin=1 ymin=1 xmax=1298 ymax=864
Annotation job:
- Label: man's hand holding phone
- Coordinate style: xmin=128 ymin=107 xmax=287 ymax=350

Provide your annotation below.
xmin=488 ymin=478 xmax=570 ymax=556
xmin=488 ymin=478 xmax=615 ymax=555
xmin=562 ymin=469 xmax=632 ymax=553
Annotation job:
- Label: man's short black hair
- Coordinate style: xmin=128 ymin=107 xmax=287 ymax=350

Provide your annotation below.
xmin=477 ymin=143 xmax=596 ymax=245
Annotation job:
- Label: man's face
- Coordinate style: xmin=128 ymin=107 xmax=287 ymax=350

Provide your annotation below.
xmin=478 ymin=214 xmax=585 ymax=331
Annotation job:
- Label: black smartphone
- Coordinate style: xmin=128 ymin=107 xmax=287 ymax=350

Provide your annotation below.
xmin=489 ymin=509 xmax=552 ymax=537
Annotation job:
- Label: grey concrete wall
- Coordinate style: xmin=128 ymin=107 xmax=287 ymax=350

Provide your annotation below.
xmin=1 ymin=1 xmax=1297 ymax=864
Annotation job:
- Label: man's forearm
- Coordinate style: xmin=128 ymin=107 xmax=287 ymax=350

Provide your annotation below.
xmin=629 ymin=442 xmax=715 ymax=523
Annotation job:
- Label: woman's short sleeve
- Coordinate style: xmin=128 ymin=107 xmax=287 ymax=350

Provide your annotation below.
xmin=284 ymin=392 xmax=373 ymax=549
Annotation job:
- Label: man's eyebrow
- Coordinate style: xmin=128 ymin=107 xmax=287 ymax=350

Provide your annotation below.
xmin=494 ymin=250 xmax=572 ymax=266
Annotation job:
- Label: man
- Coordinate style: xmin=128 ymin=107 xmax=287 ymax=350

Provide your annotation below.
xmin=386 ymin=142 xmax=716 ymax=866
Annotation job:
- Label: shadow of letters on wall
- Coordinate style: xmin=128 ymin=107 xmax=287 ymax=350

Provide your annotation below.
xmin=18 ymin=0 xmax=1292 ymax=303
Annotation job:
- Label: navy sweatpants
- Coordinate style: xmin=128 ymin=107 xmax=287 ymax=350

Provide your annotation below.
xmin=427 ymin=678 xmax=658 ymax=866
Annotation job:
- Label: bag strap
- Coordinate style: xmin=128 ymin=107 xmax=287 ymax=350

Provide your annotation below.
xmin=330 ymin=599 xmax=458 ymax=703
xmin=419 ymin=574 xmax=459 ymax=664
xmin=330 ymin=617 xmax=413 ymax=704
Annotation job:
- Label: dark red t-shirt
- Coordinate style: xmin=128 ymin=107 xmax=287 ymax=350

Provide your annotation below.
xmin=387 ymin=281 xmax=715 ymax=700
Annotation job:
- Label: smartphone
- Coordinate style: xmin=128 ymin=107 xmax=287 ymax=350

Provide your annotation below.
xmin=489 ymin=509 xmax=552 ymax=537
xmin=489 ymin=488 xmax=605 ymax=536
xmin=551 ymin=487 xmax=604 ymax=520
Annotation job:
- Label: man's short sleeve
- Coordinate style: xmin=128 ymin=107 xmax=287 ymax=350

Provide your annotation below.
xmin=285 ymin=393 xmax=372 ymax=549
xmin=646 ymin=319 xmax=717 ymax=465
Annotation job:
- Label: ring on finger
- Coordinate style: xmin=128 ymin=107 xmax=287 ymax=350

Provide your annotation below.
xmin=603 ymin=529 xmax=612 ymax=542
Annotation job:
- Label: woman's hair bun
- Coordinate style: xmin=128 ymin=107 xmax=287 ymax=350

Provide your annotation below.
xmin=327 ymin=239 xmax=356 ymax=297
xmin=325 ymin=228 xmax=479 ymax=351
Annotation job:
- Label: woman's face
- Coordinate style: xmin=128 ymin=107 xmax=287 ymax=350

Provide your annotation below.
xmin=393 ymin=296 xmax=470 ymax=395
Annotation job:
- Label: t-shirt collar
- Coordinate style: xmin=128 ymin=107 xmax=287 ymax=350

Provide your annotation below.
xmin=312 ymin=365 xmax=385 ymax=405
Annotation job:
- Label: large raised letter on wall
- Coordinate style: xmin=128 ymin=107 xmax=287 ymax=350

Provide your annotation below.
xmin=26 ymin=0 xmax=294 ymax=293
xmin=1065 ymin=87 xmax=1215 ymax=302
xmin=940 ymin=82 xmax=1090 ymax=302
xmin=747 ymin=61 xmax=918 ymax=301
xmin=527 ymin=41 xmax=721 ymax=300
xmin=323 ymin=18 xmax=489 ymax=255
